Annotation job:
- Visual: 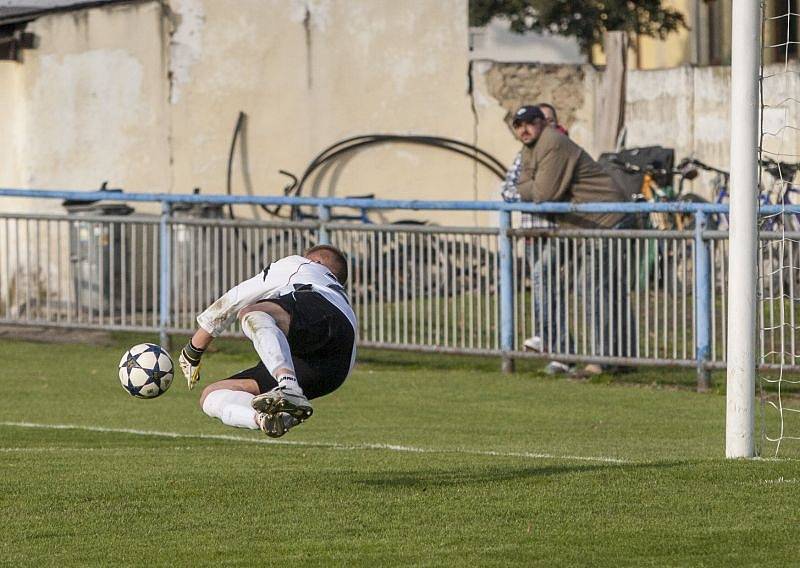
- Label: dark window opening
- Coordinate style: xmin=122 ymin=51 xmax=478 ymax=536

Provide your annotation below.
xmin=0 ymin=23 xmax=36 ymax=62
xmin=764 ymin=0 xmax=800 ymax=64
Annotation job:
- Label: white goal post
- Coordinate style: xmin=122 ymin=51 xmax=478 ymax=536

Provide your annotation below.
xmin=726 ymin=1 xmax=762 ymax=459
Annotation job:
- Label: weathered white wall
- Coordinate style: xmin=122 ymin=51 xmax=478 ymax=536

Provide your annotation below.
xmin=2 ymin=0 xmax=798 ymax=221
xmin=624 ymin=66 xmax=730 ymax=185
xmin=0 ymin=62 xmax=22 ymax=188
xmin=624 ymin=63 xmax=799 ymax=197
xmin=473 ymin=62 xmax=800 ymax=201
xmin=0 ymin=2 xmax=171 ymax=313
xmin=760 ymin=66 xmax=800 ymax=163
xmin=1 ymin=2 xmax=171 ymax=214
xmin=469 ymin=20 xmax=585 ymax=64
xmin=3 ymin=0 xmax=800 ymax=318
xmin=167 ymin=0 xmax=481 ymax=225
xmin=0 ymin=0 xmax=494 ymax=223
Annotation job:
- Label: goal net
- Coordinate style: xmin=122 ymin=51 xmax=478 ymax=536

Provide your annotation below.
xmin=759 ymin=0 xmax=800 ymax=457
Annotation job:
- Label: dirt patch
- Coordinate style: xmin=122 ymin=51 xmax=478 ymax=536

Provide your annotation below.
xmin=484 ymin=62 xmax=586 ymax=129
xmin=0 ymin=325 xmax=114 ymax=346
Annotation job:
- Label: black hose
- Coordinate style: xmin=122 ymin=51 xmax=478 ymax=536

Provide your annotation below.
xmin=295 ymin=134 xmax=507 ymax=194
xmin=276 ymin=134 xmax=508 ymax=219
xmin=226 ymin=117 xmax=510 ymax=220
xmin=304 ymin=134 xmax=507 ymax=174
xmin=225 ymin=111 xmax=247 ymax=220
xmin=226 ymin=111 xmax=293 ymax=219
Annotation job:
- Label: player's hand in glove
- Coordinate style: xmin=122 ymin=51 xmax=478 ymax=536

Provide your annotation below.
xmin=180 ymin=342 xmax=205 ymax=390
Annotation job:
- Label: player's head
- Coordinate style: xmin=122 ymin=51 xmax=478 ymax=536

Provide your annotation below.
xmin=511 ymin=105 xmax=546 ymax=145
xmin=303 ymin=244 xmax=349 ymax=285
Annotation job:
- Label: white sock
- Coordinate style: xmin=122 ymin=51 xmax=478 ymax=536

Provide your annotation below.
xmin=240 ymin=311 xmax=297 ymax=381
xmin=202 ymin=389 xmax=258 ymax=430
xmin=278 ymin=375 xmax=300 ymax=390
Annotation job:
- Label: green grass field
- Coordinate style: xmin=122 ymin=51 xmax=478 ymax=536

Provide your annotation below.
xmin=2 ymin=333 xmax=800 ymax=567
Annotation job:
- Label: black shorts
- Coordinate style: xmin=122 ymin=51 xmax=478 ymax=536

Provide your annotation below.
xmin=224 ymin=288 xmax=355 ymax=400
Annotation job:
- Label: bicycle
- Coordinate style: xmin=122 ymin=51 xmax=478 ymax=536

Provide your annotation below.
xmin=689 ymin=157 xmax=800 ymax=293
xmin=758 ymin=158 xmax=800 ymax=231
xmin=676 ymin=158 xmax=730 ymax=229
xmin=686 ymin=157 xmax=800 ymax=232
xmin=755 ymin=158 xmax=800 ymax=294
xmin=604 ymin=155 xmax=706 ymax=292
xmin=608 ymin=155 xmax=702 ymax=229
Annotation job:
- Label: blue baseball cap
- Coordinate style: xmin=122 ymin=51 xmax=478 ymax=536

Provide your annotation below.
xmin=512 ymin=105 xmax=546 ymax=126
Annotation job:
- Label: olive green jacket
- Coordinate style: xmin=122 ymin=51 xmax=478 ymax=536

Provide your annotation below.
xmin=516 ymin=127 xmax=627 ymax=229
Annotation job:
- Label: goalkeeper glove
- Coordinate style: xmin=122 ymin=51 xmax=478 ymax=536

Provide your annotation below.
xmin=179 ymin=341 xmax=205 ymax=390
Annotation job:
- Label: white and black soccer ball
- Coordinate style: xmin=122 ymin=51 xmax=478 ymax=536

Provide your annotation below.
xmin=118 ymin=343 xmax=174 ymax=399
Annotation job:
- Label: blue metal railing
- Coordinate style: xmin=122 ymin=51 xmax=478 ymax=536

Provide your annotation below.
xmin=0 ymin=187 xmax=781 ymax=381
xmin=4 ymin=186 xmax=798 ymax=213
xmin=694 ymin=211 xmax=712 ymax=389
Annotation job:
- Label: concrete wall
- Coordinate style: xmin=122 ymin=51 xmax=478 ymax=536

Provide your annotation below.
xmin=2 ymin=0 xmax=798 ymax=220
xmin=0 ymin=62 xmax=22 ymax=188
xmin=625 ymin=63 xmax=800 ymax=197
xmin=473 ymin=61 xmax=800 ymax=200
xmin=1 ymin=0 xmax=798 ymax=316
xmin=468 ymin=20 xmax=585 ymax=64
xmin=1 ymin=2 xmax=171 ymax=214
xmin=0 ymin=2 xmax=172 ymax=314
xmin=625 ymin=65 xmax=729 ymax=191
xmin=0 ymin=0 xmax=503 ymax=224
xmin=166 ymin=0 xmax=482 ymax=224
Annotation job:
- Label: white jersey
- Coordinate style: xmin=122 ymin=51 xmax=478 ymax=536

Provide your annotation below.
xmin=197 ymin=255 xmax=357 ymax=339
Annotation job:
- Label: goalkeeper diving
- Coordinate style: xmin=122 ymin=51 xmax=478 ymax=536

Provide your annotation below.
xmin=178 ymin=245 xmax=356 ymax=438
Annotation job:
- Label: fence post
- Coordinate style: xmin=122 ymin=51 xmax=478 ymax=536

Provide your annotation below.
xmin=318 ymin=204 xmax=331 ymax=245
xmin=159 ymin=200 xmax=171 ymax=350
xmin=498 ymin=210 xmax=515 ymax=373
xmin=694 ymin=210 xmax=711 ymax=391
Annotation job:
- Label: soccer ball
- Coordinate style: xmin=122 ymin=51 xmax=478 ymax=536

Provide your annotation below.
xmin=118 ymin=343 xmax=174 ymax=399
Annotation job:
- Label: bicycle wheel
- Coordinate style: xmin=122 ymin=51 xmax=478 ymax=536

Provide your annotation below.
xmin=676 ymin=193 xmax=717 ymax=230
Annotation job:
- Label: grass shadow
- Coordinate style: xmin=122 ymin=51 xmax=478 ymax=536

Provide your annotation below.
xmin=356 ymin=460 xmax=685 ymax=489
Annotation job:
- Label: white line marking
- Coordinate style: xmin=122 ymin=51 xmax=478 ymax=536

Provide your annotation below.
xmin=0 ymin=421 xmax=628 ymax=464
xmin=0 ymin=446 xmax=211 ymax=453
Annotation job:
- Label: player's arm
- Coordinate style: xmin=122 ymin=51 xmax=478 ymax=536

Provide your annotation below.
xmin=179 ymin=328 xmax=213 ymax=390
xmin=181 ymin=269 xmax=281 ymax=389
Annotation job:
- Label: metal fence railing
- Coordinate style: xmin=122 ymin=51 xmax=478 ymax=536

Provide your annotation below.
xmin=1 ymin=188 xmax=797 ymax=388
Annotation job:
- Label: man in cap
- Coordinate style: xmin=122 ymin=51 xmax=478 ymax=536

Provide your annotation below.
xmin=506 ymin=105 xmax=633 ymax=375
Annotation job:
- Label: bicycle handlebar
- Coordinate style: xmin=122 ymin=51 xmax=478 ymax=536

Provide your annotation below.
xmin=611 ymin=155 xmax=800 ymax=183
xmin=759 ymin=157 xmax=800 ymax=182
xmin=680 ymin=158 xmax=729 ymax=177
xmin=609 ymin=157 xmax=696 ymax=180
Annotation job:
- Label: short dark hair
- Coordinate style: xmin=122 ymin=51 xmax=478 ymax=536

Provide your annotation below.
xmin=537 ymin=102 xmax=558 ymax=123
xmin=303 ymin=244 xmax=349 ymax=285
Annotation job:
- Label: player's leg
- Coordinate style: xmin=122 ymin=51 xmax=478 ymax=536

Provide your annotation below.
xmin=238 ymin=299 xmax=313 ymax=423
xmin=198 ymin=362 xmax=299 ymax=436
xmin=238 ymin=301 xmax=294 ymax=380
xmin=249 ymin=289 xmax=355 ymax=431
xmin=199 ymin=373 xmax=261 ymax=430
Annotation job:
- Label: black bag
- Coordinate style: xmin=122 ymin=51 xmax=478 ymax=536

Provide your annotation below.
xmin=598 ymin=146 xmax=675 ymax=201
